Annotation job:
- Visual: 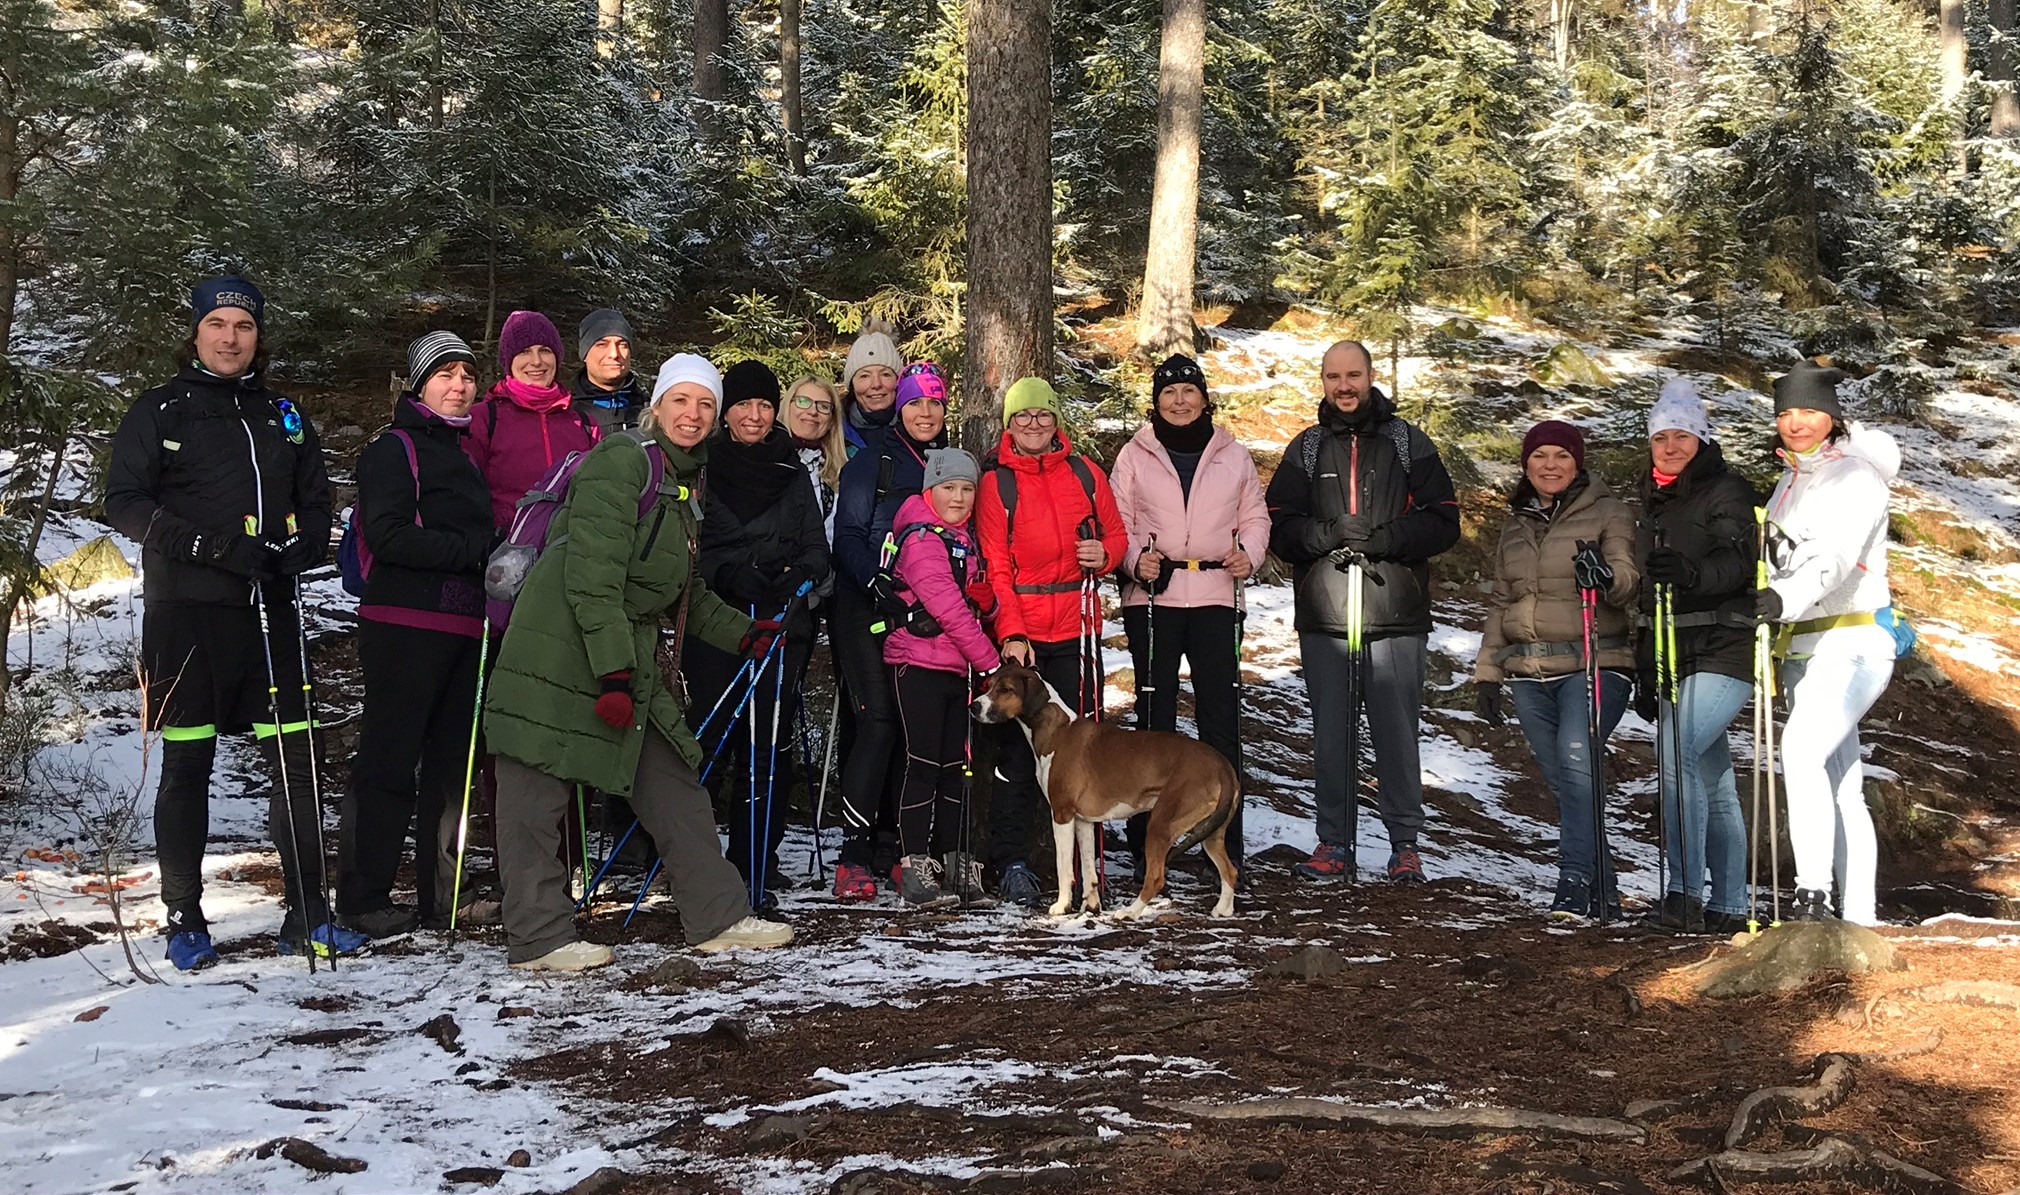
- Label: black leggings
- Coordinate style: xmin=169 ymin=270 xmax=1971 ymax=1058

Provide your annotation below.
xmin=830 ymin=584 xmax=904 ymax=865
xmin=892 ymin=664 xmax=971 ymax=857
xmin=1121 ymin=603 xmax=1245 ymax=858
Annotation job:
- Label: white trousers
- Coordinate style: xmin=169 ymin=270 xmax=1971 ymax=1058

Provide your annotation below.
xmin=1778 ymin=625 xmax=1893 ymax=925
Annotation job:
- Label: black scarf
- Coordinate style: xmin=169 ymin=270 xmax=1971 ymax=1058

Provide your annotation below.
xmin=708 ymin=426 xmax=802 ymax=523
xmin=1151 ymin=408 xmax=1214 ymax=455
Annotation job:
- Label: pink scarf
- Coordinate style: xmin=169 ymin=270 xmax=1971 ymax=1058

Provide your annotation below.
xmin=493 ymin=376 xmax=571 ymax=413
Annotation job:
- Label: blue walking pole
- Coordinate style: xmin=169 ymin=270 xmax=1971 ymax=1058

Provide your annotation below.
xmin=755 ymin=630 xmax=789 ymax=909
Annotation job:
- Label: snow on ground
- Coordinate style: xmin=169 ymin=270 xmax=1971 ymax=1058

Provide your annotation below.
xmin=7 ymin=311 xmax=2019 ymax=1192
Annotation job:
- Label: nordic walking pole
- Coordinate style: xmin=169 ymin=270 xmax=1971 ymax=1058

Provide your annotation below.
xmin=1748 ymin=507 xmax=1770 ymax=934
xmin=1755 ymin=507 xmax=1783 ymax=927
xmin=1332 ymin=547 xmax=1370 ymax=884
xmin=253 ymin=579 xmax=315 ymax=974
xmin=1142 ymin=534 xmax=1158 ymax=720
xmin=808 ymin=683 xmax=840 ymax=881
xmin=290 ymin=575 xmax=340 ymax=968
xmin=574 ymin=785 xmax=590 ymax=901
xmin=757 ymin=628 xmax=788 ymax=910
xmin=1652 ymin=580 xmax=1673 ymax=912
xmin=1231 ymin=532 xmax=1249 ymax=871
xmin=448 ymin=616 xmax=492 ymax=942
xmin=1579 ymin=576 xmax=1609 ymax=925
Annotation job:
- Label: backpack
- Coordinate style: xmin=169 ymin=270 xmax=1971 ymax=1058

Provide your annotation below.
xmin=337 ymin=430 xmax=419 ymax=599
xmin=869 ymin=521 xmax=976 ymax=639
xmin=482 ymin=431 xmax=681 ymax=628
xmin=992 ymin=454 xmax=1098 ymax=549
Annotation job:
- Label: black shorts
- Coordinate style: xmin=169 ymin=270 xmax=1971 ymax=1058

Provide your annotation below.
xmin=142 ymin=598 xmax=307 ymax=735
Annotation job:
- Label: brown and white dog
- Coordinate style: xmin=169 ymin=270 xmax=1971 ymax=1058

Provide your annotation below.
xmin=970 ymin=662 xmax=1238 ymax=919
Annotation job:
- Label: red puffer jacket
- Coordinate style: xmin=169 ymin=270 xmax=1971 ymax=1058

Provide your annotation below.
xmin=976 ymin=430 xmax=1127 ymax=646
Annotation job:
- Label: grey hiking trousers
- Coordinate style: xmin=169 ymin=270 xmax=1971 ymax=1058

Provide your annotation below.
xmin=1299 ymin=631 xmax=1428 ymax=850
xmin=495 ymin=728 xmax=749 ymax=964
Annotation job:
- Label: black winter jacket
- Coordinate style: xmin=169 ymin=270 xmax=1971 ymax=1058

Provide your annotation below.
xmin=833 ymin=426 xmax=942 ymax=590
xmin=106 ymin=366 xmax=332 ymax=607
xmin=698 ymin=427 xmax=832 ymax=639
xmin=571 ymin=370 xmax=646 ymax=433
xmin=356 ymin=397 xmax=496 ymax=625
xmin=1267 ymin=389 xmax=1461 ymax=639
xmin=1634 ymin=442 xmax=1762 ymax=684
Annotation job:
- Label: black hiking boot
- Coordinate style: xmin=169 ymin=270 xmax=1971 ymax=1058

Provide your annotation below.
xmin=1549 ymin=875 xmax=1592 ymax=921
xmin=1656 ymin=892 xmax=1706 ymax=933
xmin=341 ymin=904 xmax=419 ymax=940
xmin=1788 ymin=888 xmax=1834 ymax=922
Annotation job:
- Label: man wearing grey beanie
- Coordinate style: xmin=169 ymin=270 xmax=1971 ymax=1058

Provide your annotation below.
xmin=571 ymin=308 xmax=644 ymax=432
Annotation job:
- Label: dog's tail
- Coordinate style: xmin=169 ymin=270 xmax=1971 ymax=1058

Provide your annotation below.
xmin=1169 ymin=766 xmax=1239 ymax=858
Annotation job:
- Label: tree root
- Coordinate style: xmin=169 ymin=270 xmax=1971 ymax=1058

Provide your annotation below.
xmin=1896 ymin=980 xmax=2020 ymax=1014
xmin=1146 ymin=1097 xmax=1646 ymax=1144
xmin=1725 ymin=1055 xmax=1856 ymax=1150
xmin=1667 ymin=1135 xmax=1963 ymax=1195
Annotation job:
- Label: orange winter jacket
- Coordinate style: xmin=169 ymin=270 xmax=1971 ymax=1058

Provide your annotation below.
xmin=977 ymin=430 xmax=1127 ymax=646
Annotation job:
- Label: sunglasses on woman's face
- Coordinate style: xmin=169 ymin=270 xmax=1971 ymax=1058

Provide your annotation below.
xmin=791 ymin=394 xmax=835 ymax=415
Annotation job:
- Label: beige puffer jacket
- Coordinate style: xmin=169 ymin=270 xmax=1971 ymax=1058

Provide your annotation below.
xmin=1475 ymin=474 xmax=1640 ymax=682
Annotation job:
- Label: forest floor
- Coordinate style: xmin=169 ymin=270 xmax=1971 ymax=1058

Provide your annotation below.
xmin=4 ymin=304 xmax=2020 ymax=1194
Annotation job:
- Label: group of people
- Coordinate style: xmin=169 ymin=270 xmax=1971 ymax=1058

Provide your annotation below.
xmin=105 ymin=273 xmax=1901 ymax=977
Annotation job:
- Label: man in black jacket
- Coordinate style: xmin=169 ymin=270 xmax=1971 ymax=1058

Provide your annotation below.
xmin=1268 ymin=341 xmax=1460 ymax=884
xmin=570 ymin=308 xmax=646 ymax=432
xmin=105 ymin=276 xmax=361 ymax=969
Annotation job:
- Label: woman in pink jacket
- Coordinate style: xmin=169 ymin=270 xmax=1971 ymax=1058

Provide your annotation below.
xmin=463 ymin=310 xmax=603 ymax=529
xmin=883 ymin=449 xmax=1001 ymax=909
xmin=1111 ymin=354 xmax=1272 ymax=876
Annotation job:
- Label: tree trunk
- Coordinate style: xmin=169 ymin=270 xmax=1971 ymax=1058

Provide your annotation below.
xmin=1992 ymin=0 xmax=2019 ymax=137
xmin=963 ymin=0 xmax=1053 ymax=454
xmin=1133 ymin=0 xmax=1205 ymax=362
xmin=596 ymin=0 xmax=623 ymax=57
xmin=429 ymin=0 xmax=445 ymax=129
xmin=1941 ymin=0 xmax=1969 ymax=168
xmin=1550 ymin=0 xmax=1575 ymax=72
xmin=781 ymin=0 xmax=807 ymax=173
xmin=0 ymin=108 xmax=19 ymax=356
xmin=694 ymin=0 xmax=728 ymax=135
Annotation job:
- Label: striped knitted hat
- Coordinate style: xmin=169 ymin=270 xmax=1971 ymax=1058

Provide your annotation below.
xmin=407 ymin=331 xmax=477 ymax=388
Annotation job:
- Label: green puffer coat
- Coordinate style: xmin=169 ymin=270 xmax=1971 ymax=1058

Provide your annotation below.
xmin=485 ymin=430 xmax=751 ymax=794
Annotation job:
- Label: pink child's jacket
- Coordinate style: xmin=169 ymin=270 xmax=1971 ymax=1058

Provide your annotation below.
xmin=1110 ymin=422 xmax=1272 ymax=609
xmin=882 ymin=494 xmax=999 ymax=675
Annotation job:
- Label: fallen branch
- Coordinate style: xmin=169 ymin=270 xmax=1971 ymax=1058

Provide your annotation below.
xmin=254 ymin=1137 xmax=368 ymax=1174
xmin=1668 ymin=1136 xmax=1962 ymax=1195
xmin=1725 ymin=1055 xmax=1855 ymax=1150
xmin=1843 ymin=1028 xmax=1944 ymax=1064
xmin=1146 ymin=1097 xmax=1645 ymax=1144
xmin=1895 ymin=981 xmax=2020 ymax=1015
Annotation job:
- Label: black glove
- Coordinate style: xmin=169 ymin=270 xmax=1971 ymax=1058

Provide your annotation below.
xmin=1633 ymin=674 xmax=1659 ymax=724
xmin=1644 ymin=547 xmax=1699 ymax=589
xmin=720 ymin=563 xmax=771 ymax=606
xmin=1755 ymin=587 xmax=1784 ymax=622
xmin=1476 ymin=681 xmax=1503 ymax=728
xmin=768 ymin=565 xmax=805 ymax=606
xmin=1571 ymin=541 xmax=1613 ymax=592
xmin=1324 ymin=514 xmax=1374 ymax=551
xmin=262 ymin=532 xmax=310 ymax=578
xmin=189 ymin=527 xmax=275 ymax=581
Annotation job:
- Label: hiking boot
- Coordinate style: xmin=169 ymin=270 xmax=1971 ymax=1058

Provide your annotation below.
xmin=1549 ymin=875 xmax=1592 ymax=920
xmin=341 ymin=904 xmax=419 ymax=940
xmin=1293 ymin=842 xmax=1351 ymax=881
xmin=900 ymin=854 xmax=959 ymax=909
xmin=832 ymin=862 xmax=878 ymax=903
xmin=1657 ymin=892 xmax=1707 ymax=933
xmin=1788 ymin=888 xmax=1834 ymax=923
xmin=510 ymin=940 xmax=614 ymax=972
xmin=1386 ymin=847 xmax=1425 ymax=884
xmin=996 ymin=861 xmax=1046 ymax=908
xmin=277 ymin=921 xmax=371 ymax=959
xmin=695 ymin=915 xmax=794 ymax=953
xmin=422 ymin=898 xmax=502 ymax=932
xmin=165 ymin=929 xmax=219 ymax=972
xmin=1706 ymin=910 xmax=1754 ymax=936
xmin=941 ymin=851 xmax=996 ymax=908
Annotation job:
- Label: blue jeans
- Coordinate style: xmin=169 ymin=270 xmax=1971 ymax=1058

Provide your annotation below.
xmin=1508 ymin=670 xmax=1631 ymax=887
xmin=1657 ymin=671 xmax=1752 ymax=915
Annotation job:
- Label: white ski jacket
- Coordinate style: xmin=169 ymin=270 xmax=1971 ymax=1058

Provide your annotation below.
xmin=1765 ymin=422 xmax=1900 ymax=653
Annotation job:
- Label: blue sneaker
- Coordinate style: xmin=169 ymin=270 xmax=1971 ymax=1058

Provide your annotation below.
xmin=995 ymin=861 xmax=1046 ymax=909
xmin=165 ymin=930 xmax=219 ymax=972
xmin=277 ymin=921 xmax=370 ymax=959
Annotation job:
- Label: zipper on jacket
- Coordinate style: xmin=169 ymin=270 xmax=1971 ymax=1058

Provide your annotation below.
xmin=1349 ymin=436 xmax=1360 ymax=516
xmin=239 ymin=420 xmax=267 ymax=535
xmin=640 ymin=504 xmax=668 ymax=558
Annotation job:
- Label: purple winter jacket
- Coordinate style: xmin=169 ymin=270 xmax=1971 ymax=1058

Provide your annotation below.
xmin=881 ymin=494 xmax=999 ymax=675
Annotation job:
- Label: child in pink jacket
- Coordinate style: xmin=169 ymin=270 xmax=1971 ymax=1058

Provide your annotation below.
xmin=883 ymin=449 xmax=1000 ymax=907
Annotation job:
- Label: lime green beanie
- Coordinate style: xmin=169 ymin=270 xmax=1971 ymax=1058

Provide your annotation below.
xmin=1002 ymin=376 xmax=1062 ymax=420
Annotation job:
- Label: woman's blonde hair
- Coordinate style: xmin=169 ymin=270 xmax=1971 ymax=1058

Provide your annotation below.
xmin=780 ymin=375 xmax=847 ymax=490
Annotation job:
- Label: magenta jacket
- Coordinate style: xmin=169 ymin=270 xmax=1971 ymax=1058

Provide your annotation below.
xmin=1110 ymin=422 xmax=1271 ymax=609
xmin=463 ymin=383 xmax=603 ymax=528
xmin=882 ymin=494 xmax=999 ymax=675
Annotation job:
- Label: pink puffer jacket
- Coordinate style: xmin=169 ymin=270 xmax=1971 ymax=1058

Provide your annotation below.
xmin=881 ymin=494 xmax=999 ymax=674
xmin=1110 ymin=423 xmax=1272 ymax=609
